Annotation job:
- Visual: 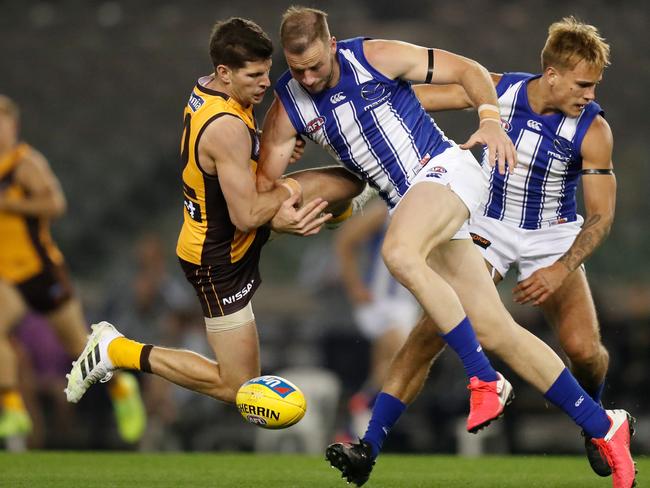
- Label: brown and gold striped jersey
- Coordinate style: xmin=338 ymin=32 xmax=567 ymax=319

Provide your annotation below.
xmin=176 ymin=79 xmax=270 ymax=269
xmin=0 ymin=143 xmax=64 ymax=283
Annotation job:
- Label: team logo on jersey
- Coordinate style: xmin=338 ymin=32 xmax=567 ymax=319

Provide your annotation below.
xmin=329 ymin=92 xmax=346 ymax=104
xmin=184 ymin=198 xmax=202 ymax=222
xmin=360 ymin=81 xmax=386 ymax=101
xmin=553 ymin=137 xmax=574 ymax=160
xmin=470 ymin=232 xmax=491 ymax=249
xmin=305 ymin=116 xmax=326 ymax=134
xmin=188 ymin=92 xmax=204 ymax=112
xmin=527 ymin=119 xmax=542 ymax=131
xmin=501 ymin=120 xmax=512 ymax=132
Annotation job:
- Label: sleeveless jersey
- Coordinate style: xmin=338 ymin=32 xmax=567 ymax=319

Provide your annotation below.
xmin=275 ymin=37 xmax=452 ymax=209
xmin=176 ymin=77 xmax=270 ymax=269
xmin=482 ymin=72 xmax=603 ymax=230
xmin=0 ymin=143 xmax=64 ymax=283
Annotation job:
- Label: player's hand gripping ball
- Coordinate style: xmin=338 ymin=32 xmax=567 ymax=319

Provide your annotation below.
xmin=236 ymin=375 xmax=307 ymax=429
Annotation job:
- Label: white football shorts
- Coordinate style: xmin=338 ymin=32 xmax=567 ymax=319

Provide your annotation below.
xmin=393 ymin=144 xmax=489 ymax=240
xmin=468 ymin=214 xmax=585 ymax=281
xmin=353 ymin=293 xmax=420 ymax=341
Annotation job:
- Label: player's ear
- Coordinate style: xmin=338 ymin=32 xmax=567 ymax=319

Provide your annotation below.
xmin=545 ymin=66 xmax=559 ymax=86
xmin=215 ymin=64 xmax=232 ymax=85
xmin=329 ymin=36 xmax=337 ymax=54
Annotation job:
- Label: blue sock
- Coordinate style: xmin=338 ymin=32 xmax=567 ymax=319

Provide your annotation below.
xmin=441 ymin=317 xmax=497 ymax=381
xmin=544 ymin=368 xmax=610 ymax=438
xmin=362 ymin=392 xmax=406 ymax=459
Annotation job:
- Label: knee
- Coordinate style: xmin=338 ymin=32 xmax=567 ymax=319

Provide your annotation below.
xmin=381 ymin=238 xmax=424 ymax=285
xmin=562 ymin=334 xmax=608 ymax=368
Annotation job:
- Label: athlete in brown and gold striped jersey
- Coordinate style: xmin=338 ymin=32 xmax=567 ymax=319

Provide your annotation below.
xmin=66 ymin=18 xmax=366 ymax=409
xmin=175 ymin=75 xmax=273 ymax=319
xmin=0 ymin=95 xmax=146 ymax=443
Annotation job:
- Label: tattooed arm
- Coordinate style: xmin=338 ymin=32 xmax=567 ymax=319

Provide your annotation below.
xmin=514 ymin=115 xmax=615 ymax=305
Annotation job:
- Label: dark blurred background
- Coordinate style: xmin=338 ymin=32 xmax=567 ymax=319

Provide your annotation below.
xmin=1 ymin=0 xmax=648 ymax=455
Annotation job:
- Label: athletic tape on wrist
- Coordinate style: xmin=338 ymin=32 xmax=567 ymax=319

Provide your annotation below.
xmin=479 ymin=118 xmax=502 ymax=126
xmin=280 ymin=177 xmax=301 ymax=197
xmin=478 ymin=103 xmax=501 ymax=123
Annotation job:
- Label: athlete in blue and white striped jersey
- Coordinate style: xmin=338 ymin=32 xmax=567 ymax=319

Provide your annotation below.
xmin=257 ymin=7 xmax=634 ymax=488
xmin=482 ymin=72 xmax=602 ymax=230
xmin=414 ymin=17 xmax=619 ymax=480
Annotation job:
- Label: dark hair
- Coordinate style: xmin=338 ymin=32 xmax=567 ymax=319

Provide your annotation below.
xmin=280 ymin=6 xmax=330 ymax=54
xmin=209 ymin=17 xmax=273 ymax=70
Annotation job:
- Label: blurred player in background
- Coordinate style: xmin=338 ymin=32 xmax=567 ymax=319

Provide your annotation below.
xmin=257 ymin=7 xmax=635 ymax=487
xmin=412 ymin=16 xmax=616 ymax=478
xmin=65 ymin=18 xmax=362 ymax=410
xmin=334 ymin=197 xmax=418 ymax=439
xmin=0 ymin=94 xmax=146 ymax=444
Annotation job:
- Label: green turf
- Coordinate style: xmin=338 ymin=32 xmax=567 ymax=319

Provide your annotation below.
xmin=0 ymin=452 xmax=645 ymax=487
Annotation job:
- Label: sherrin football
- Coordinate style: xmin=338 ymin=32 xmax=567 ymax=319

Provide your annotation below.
xmin=236 ymin=375 xmax=307 ymax=429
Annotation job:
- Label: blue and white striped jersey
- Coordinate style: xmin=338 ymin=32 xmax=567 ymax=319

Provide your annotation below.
xmin=275 ymin=37 xmax=452 ymax=209
xmin=483 ymin=72 xmax=603 ymax=230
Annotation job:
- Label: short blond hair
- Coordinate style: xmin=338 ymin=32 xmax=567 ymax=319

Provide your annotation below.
xmin=0 ymin=95 xmax=20 ymax=121
xmin=280 ymin=6 xmax=330 ymax=54
xmin=542 ymin=17 xmax=610 ymax=72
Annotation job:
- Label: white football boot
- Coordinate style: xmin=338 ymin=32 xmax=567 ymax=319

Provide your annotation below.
xmin=65 ymin=321 xmax=123 ymax=403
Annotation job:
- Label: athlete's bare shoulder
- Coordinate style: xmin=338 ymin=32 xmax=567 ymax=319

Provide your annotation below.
xmin=198 ymin=114 xmax=251 ymax=176
xmin=582 ymin=114 xmax=613 ymax=167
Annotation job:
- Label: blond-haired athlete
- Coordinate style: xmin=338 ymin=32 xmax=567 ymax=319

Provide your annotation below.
xmin=413 ymin=17 xmax=617 ymax=478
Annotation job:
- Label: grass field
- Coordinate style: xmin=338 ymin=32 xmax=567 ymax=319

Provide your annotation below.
xmin=0 ymin=452 xmax=646 ymax=487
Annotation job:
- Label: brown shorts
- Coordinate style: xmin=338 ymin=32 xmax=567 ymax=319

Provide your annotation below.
xmin=179 ymin=257 xmax=262 ymax=318
xmin=16 ymin=263 xmax=74 ymax=313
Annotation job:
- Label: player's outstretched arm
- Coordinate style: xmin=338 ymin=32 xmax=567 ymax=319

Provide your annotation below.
xmin=0 ymin=149 xmax=66 ymax=218
xmin=514 ymin=116 xmax=616 ymax=305
xmin=412 ymin=73 xmax=503 ymax=112
xmin=364 ymin=39 xmax=515 ymax=174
